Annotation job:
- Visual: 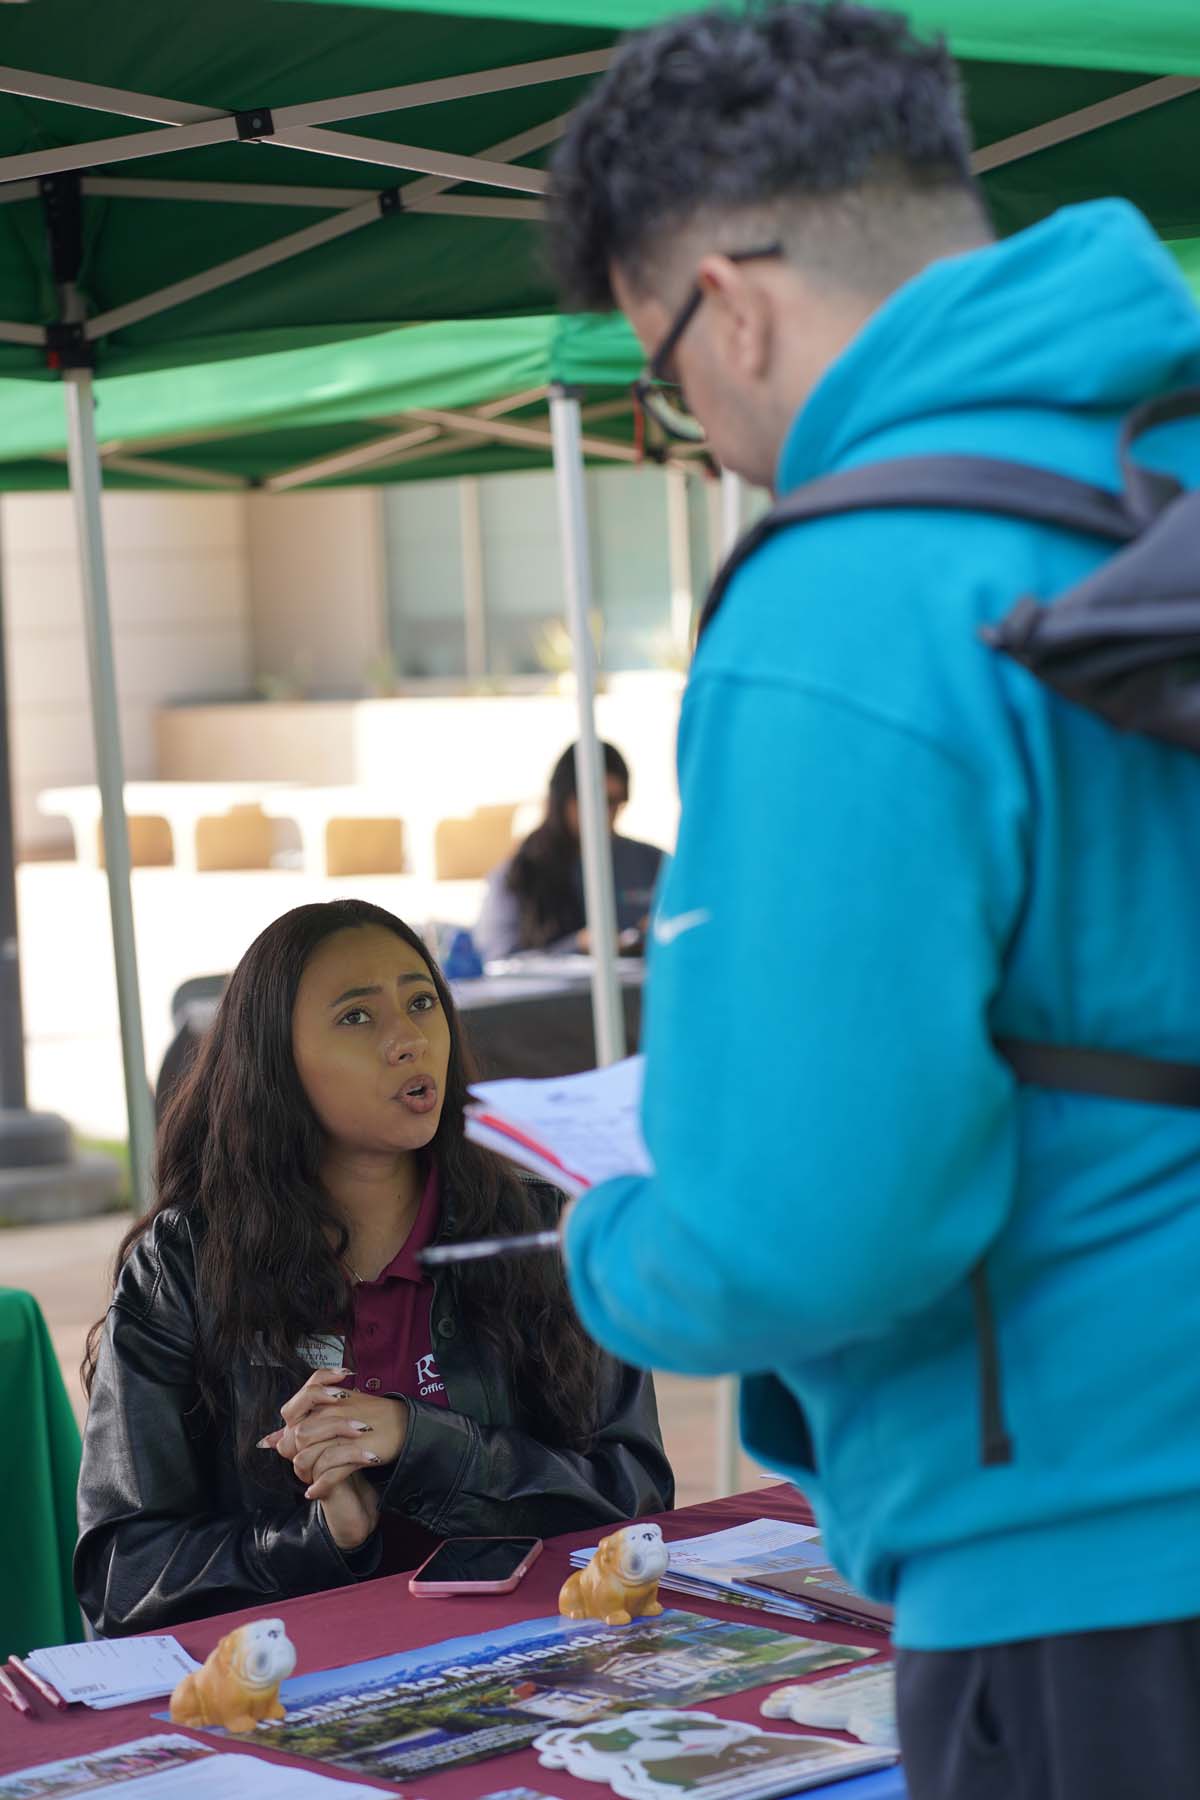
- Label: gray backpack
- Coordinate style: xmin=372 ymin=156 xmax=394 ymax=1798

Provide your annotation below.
xmin=700 ymin=387 xmax=1200 ymax=1463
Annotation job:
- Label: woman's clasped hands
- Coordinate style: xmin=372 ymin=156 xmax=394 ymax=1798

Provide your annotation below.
xmin=259 ymin=1367 xmax=410 ymax=1550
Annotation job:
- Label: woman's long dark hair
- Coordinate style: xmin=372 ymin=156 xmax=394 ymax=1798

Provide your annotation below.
xmin=507 ymin=742 xmax=630 ymax=949
xmin=82 ymin=900 xmax=602 ymax=1468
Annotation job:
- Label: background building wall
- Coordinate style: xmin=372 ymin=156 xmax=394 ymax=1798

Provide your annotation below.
xmin=0 ymin=491 xmax=253 ymax=855
xmin=246 ymin=487 xmax=385 ymax=697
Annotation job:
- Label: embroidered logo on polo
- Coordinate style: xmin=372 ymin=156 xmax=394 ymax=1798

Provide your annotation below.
xmin=415 ymin=1350 xmax=445 ymax=1399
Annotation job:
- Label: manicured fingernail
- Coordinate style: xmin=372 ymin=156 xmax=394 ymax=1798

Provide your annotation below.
xmin=351 ymin=1421 xmax=371 ymax=1433
xmin=257 ymin=1436 xmax=274 ymax=1449
xmin=364 ymin=1451 xmax=381 ymax=1464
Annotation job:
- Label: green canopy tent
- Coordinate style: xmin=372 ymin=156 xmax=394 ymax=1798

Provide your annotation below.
xmin=0 ymin=4 xmax=646 ymax=1192
xmin=0 ymin=311 xmax=668 ymax=489
xmin=0 ymin=0 xmax=1197 ymax=1201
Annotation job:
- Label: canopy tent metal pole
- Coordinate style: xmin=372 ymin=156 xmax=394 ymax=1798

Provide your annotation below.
xmin=98 ymin=454 xmax=250 ymax=490
xmin=399 ymin=405 xmax=640 ymax=462
xmin=548 ymin=388 xmax=625 ymax=1070
xmin=63 ymin=367 xmax=155 ymax=1209
xmin=0 ymin=50 xmax=610 ymax=180
xmin=265 ymin=392 xmax=631 ymax=491
xmin=720 ymin=467 xmax=742 ymax=550
xmin=459 ymin=479 xmax=488 ymax=681
xmin=2 ymin=56 xmax=1190 ymax=208
xmin=79 ymin=115 xmax=568 ymax=344
xmin=265 ymin=385 xmax=551 ymax=491
xmin=84 ymin=177 xmax=544 ymax=223
xmin=970 ymin=73 xmax=1199 ymax=174
xmin=665 ymin=466 xmax=694 ymax=654
xmin=270 ymin=429 xmax=481 ymax=491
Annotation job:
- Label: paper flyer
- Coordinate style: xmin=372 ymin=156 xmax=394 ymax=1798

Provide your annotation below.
xmin=173 ymin=1609 xmax=871 ymax=1784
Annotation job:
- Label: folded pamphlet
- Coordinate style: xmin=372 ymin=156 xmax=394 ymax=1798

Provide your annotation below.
xmin=570 ymin=1518 xmax=891 ymax=1636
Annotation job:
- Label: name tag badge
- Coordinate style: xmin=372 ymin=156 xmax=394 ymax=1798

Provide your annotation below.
xmin=296 ymin=1333 xmax=347 ymax=1371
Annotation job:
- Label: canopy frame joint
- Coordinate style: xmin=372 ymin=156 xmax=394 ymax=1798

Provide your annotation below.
xmin=235 ymin=106 xmax=276 ymax=140
xmin=44 ymin=321 xmax=93 ymax=372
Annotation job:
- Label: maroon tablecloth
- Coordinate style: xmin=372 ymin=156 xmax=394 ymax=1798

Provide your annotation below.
xmin=0 ymin=1485 xmax=891 ymax=1793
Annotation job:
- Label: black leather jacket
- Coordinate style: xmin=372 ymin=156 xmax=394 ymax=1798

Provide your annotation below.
xmin=76 ymin=1191 xmax=673 ymax=1636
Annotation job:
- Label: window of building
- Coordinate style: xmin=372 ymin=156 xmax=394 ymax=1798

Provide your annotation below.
xmin=382 ymin=465 xmax=714 ymax=683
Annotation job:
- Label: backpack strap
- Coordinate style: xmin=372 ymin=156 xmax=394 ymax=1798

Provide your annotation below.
xmin=1118 ymin=384 xmax=1200 ymax=520
xmin=995 ymin=1038 xmax=1200 ymax=1109
xmin=697 ymin=453 xmax=1138 ymax=640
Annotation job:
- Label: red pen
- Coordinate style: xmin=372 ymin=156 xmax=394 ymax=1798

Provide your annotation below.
xmin=0 ymin=1665 xmax=33 ymax=1719
xmin=8 ymin=1656 xmax=69 ymax=1711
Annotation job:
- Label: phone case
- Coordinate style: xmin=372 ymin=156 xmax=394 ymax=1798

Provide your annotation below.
xmin=408 ymin=1537 xmax=543 ymax=1596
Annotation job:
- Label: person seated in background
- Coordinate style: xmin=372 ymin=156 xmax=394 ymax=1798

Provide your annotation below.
xmin=76 ymin=898 xmax=672 ymax=1636
xmin=475 ymin=742 xmax=664 ymax=963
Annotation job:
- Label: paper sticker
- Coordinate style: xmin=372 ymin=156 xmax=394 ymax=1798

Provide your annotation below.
xmin=762 ymin=1663 xmax=897 ymax=1746
xmin=534 ymin=1707 xmax=896 ymax=1800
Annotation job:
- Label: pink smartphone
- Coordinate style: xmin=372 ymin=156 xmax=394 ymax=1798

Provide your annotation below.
xmin=408 ymin=1536 xmax=543 ymax=1596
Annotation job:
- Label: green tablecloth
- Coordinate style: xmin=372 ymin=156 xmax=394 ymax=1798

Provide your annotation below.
xmin=0 ymin=1287 xmax=84 ymax=1655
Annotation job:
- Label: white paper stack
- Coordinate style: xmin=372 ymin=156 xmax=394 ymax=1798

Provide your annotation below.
xmin=465 ymin=1055 xmax=653 ymax=1196
xmin=23 ymin=1637 xmax=202 ymax=1709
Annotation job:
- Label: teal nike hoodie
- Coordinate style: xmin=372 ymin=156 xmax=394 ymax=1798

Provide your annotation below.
xmin=565 ymin=200 xmax=1200 ymax=1651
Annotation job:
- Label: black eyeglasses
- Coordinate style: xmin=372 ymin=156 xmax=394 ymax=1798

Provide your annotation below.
xmin=633 ymin=243 xmax=784 ymax=444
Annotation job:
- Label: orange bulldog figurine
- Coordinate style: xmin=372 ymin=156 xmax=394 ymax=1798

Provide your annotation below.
xmin=559 ymin=1522 xmax=670 ymax=1626
xmin=170 ymin=1618 xmax=297 ymax=1735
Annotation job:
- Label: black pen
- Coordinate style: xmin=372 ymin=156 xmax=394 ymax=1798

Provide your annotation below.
xmin=419 ymin=1229 xmax=562 ymax=1267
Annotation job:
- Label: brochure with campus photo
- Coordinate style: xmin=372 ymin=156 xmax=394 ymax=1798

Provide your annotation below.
xmin=169 ymin=1609 xmax=873 ymax=1786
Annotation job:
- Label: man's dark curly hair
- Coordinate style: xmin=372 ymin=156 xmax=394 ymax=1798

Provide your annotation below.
xmin=547 ymin=2 xmax=981 ymax=310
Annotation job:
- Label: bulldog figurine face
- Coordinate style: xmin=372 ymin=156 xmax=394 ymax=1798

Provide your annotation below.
xmin=559 ymin=1523 xmax=670 ymax=1626
xmin=170 ymin=1618 xmax=297 ymax=1735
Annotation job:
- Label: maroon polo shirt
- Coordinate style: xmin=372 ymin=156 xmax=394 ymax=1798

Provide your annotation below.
xmin=345 ymin=1163 xmax=450 ymax=1575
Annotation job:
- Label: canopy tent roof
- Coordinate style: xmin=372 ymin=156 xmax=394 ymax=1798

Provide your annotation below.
xmin=293 ymin=0 xmax=1200 ymax=78
xmin=0 ymin=0 xmax=1196 ymax=381
xmin=2 ymin=225 xmax=1199 ymax=490
xmin=0 ymin=311 xmax=664 ymax=489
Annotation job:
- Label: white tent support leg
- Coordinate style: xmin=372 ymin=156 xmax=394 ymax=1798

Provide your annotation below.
xmin=63 ymin=368 xmax=155 ymax=1209
xmin=665 ymin=465 xmax=694 ymax=654
xmin=548 ymin=389 xmax=625 ymax=1070
xmin=720 ymin=466 xmax=743 ymax=553
xmin=714 ymin=466 xmax=745 ymax=1498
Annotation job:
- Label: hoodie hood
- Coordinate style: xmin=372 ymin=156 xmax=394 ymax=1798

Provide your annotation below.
xmin=779 ymin=200 xmax=1200 ymax=491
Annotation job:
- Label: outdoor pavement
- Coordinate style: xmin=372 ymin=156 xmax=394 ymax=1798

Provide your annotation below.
xmin=3 ymin=1212 xmax=767 ymax=1510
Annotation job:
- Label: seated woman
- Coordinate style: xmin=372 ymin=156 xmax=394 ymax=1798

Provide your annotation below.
xmin=76 ymin=898 xmax=673 ymax=1636
xmin=475 ymin=743 xmax=664 ymax=963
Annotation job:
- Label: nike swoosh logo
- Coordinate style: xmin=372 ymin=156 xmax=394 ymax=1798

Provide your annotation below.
xmin=653 ymin=908 xmax=712 ymax=947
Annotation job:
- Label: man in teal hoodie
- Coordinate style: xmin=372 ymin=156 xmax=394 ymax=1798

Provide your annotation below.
xmin=547 ymin=6 xmax=1200 ymax=1795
